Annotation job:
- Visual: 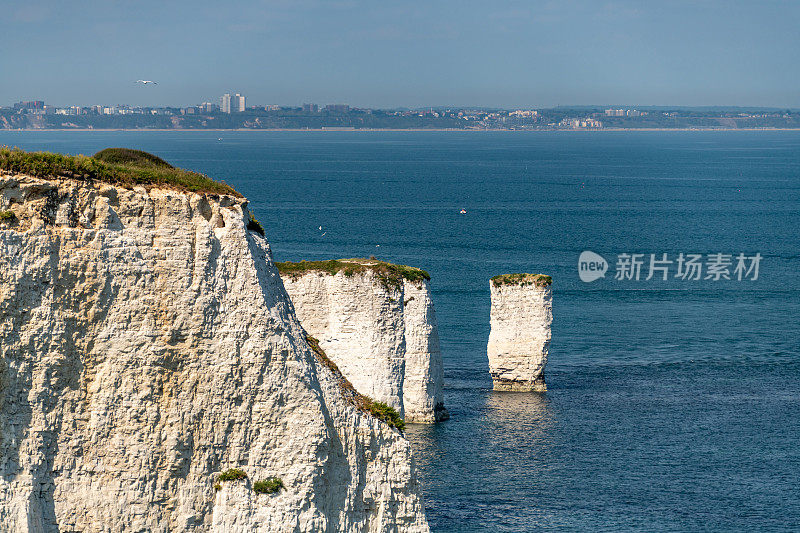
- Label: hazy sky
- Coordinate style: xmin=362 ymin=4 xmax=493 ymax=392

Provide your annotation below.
xmin=2 ymin=0 xmax=798 ymax=108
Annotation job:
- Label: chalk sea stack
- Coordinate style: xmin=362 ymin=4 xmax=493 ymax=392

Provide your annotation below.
xmin=277 ymin=259 xmax=448 ymax=424
xmin=487 ymin=273 xmax=553 ymax=392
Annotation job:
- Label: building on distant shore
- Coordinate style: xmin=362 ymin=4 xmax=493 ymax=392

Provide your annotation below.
xmin=221 ymin=93 xmax=245 ymax=113
xmin=199 ymin=102 xmax=218 ymax=113
xmin=559 ymin=117 xmax=603 ymax=129
xmin=302 ymin=103 xmax=319 ymax=113
xmin=605 ymin=108 xmax=644 ymax=117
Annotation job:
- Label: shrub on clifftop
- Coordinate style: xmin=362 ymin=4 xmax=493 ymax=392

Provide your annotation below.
xmin=0 ymin=146 xmax=239 ymax=196
xmin=93 ymin=148 xmax=174 ymax=168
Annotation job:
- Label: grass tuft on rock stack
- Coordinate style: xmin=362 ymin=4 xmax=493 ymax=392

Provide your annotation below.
xmin=491 ymin=273 xmax=552 ymax=288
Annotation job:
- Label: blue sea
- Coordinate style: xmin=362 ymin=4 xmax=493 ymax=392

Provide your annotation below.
xmin=2 ymin=130 xmax=799 ymax=531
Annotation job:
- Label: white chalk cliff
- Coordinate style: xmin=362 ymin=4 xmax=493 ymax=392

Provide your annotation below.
xmin=0 ymin=173 xmax=429 ymax=532
xmin=279 ymin=264 xmax=447 ymax=424
xmin=487 ymin=274 xmax=553 ymax=392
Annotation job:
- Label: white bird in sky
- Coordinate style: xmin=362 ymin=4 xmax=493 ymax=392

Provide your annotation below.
xmin=135 ymin=80 xmax=157 ymax=85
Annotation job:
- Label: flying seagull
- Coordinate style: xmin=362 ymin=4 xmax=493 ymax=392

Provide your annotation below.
xmin=135 ymin=80 xmax=157 ymax=85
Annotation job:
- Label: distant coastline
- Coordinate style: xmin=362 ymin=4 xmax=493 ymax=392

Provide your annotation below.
xmin=4 ymin=104 xmax=799 ymax=132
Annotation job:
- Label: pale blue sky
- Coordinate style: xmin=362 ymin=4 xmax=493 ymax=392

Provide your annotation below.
xmin=2 ymin=0 xmax=798 ymax=108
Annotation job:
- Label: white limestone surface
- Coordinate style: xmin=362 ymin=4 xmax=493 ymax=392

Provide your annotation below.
xmin=0 ymin=173 xmax=429 ymax=532
xmin=487 ymin=275 xmax=553 ymax=392
xmin=280 ymin=265 xmax=447 ymax=424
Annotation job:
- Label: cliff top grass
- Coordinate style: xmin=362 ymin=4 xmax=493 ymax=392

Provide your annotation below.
xmin=0 ymin=146 xmax=241 ymax=197
xmin=491 ymin=273 xmax=552 ymax=288
xmin=93 ymin=147 xmax=174 ymax=168
xmin=306 ymin=335 xmax=405 ymax=432
xmin=275 ymin=258 xmax=429 ymax=291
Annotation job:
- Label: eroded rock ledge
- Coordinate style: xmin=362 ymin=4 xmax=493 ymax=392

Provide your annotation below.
xmin=277 ymin=260 xmax=448 ymax=424
xmin=0 ymin=173 xmax=429 ymax=532
xmin=487 ymin=273 xmax=553 ymax=392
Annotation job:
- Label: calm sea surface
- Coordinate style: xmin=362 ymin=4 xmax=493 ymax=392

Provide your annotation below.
xmin=2 ymin=130 xmax=799 ymax=531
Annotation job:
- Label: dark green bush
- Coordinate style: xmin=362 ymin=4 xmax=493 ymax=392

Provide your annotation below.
xmin=253 ymin=477 xmax=284 ymax=494
xmin=218 ymin=468 xmax=248 ymax=482
xmin=93 ymin=148 xmax=173 ymax=168
xmin=0 ymin=210 xmax=15 ymax=221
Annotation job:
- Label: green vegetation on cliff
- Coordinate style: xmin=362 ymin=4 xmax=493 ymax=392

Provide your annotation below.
xmin=93 ymin=148 xmax=174 ymax=168
xmin=364 ymin=401 xmax=405 ymax=432
xmin=253 ymin=477 xmax=284 ymax=494
xmin=218 ymin=468 xmax=248 ymax=481
xmin=0 ymin=146 xmax=240 ymax=196
xmin=276 ymin=258 xmax=429 ymax=291
xmin=491 ymin=273 xmax=552 ymax=288
xmin=247 ymin=215 xmax=265 ymax=236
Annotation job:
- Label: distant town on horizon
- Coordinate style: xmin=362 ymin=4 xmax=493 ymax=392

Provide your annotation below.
xmin=3 ymin=93 xmax=799 ymax=131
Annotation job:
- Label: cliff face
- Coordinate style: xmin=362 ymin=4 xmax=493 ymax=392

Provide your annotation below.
xmin=487 ymin=276 xmax=553 ymax=392
xmin=280 ymin=268 xmax=446 ymax=424
xmin=0 ymin=174 xmax=429 ymax=532
xmin=399 ymin=280 xmax=446 ymax=424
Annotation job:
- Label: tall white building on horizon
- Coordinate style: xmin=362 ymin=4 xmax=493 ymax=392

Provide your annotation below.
xmin=221 ymin=92 xmax=245 ymax=113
